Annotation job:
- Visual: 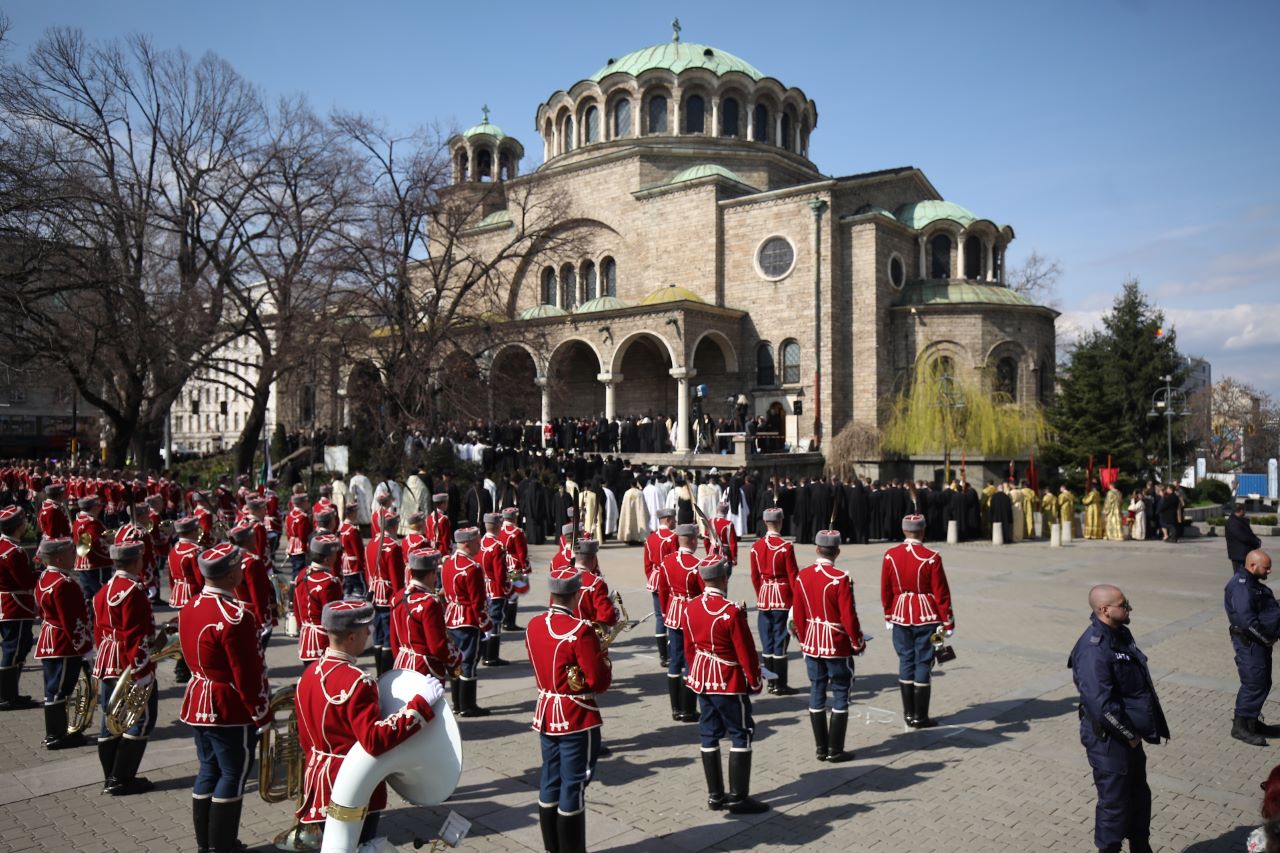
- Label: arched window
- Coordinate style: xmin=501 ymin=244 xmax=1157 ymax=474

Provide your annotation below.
xmin=993 ymin=246 xmax=1004 ymax=283
xmin=929 ymin=234 xmax=952 ymax=279
xmin=685 ymin=94 xmax=705 ymax=133
xmin=456 ymin=149 xmax=469 ymax=181
xmin=601 ymin=257 xmax=617 ymax=297
xmin=476 ymin=148 xmax=493 ymax=182
xmin=613 ymin=99 xmax=631 ymax=139
xmin=581 ymin=261 xmax=597 ymax=302
xmin=964 ymin=235 xmax=982 ymax=280
xmin=562 ymin=116 xmax=574 ymax=152
xmin=995 ymin=357 xmax=1018 ymax=402
xmin=648 ymin=95 xmax=668 ymax=134
xmin=560 ymin=264 xmax=577 ymax=310
xmin=499 ymin=151 xmax=511 ymax=181
xmin=781 ymin=340 xmax=801 ymax=385
xmin=540 ymin=267 xmax=556 ymax=305
xmin=756 ymin=343 xmax=776 ymax=386
xmin=584 ymin=106 xmax=599 ymax=144
xmin=780 ymin=113 xmax=792 ymax=151
xmin=721 ymin=97 xmax=739 ymax=137
xmin=752 ymin=104 xmax=768 ymax=142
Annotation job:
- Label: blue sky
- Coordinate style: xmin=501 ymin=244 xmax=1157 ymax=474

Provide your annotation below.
xmin=6 ymin=1 xmax=1279 ymax=397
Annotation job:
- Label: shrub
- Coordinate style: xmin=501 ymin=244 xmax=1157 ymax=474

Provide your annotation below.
xmin=1207 ymin=515 xmax=1227 ymax=526
xmin=1254 ymin=515 xmax=1278 ymax=527
xmin=1199 ymin=479 xmax=1232 ymax=504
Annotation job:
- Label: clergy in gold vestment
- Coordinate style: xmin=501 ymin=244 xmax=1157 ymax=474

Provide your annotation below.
xmin=1103 ymin=485 xmax=1125 ymax=541
xmin=1040 ymin=489 xmax=1057 ymax=537
xmin=1082 ymin=484 xmax=1104 ymax=539
xmin=1020 ymin=485 xmax=1037 ymax=539
xmin=1058 ymin=486 xmax=1079 ymax=537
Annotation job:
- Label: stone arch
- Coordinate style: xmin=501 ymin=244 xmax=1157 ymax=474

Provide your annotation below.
xmin=490 ymin=345 xmax=542 ymax=421
xmin=984 ymin=339 xmax=1030 ymax=402
xmin=610 ymin=329 xmax=679 ymax=375
xmin=690 ymin=331 xmax=738 ymax=420
xmin=689 ymin=329 xmax=739 ymax=372
xmin=612 ymin=331 xmax=677 ymax=419
xmin=548 ymin=338 xmax=605 ymax=418
xmin=915 ymin=339 xmax=977 ymax=373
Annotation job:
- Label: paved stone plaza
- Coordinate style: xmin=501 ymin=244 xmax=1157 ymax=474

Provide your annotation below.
xmin=0 ymin=533 xmax=1273 ymax=852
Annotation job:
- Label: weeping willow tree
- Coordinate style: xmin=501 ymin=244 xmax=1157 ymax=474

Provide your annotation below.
xmin=881 ymin=358 xmax=1050 ymax=481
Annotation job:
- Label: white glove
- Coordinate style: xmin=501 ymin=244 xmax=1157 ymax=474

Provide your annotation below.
xmin=885 ymin=621 xmax=893 ymax=631
xmin=945 ymin=629 xmax=954 ymax=638
xmin=420 ymin=675 xmax=445 ymax=707
xmin=133 ymin=671 xmax=155 ymax=688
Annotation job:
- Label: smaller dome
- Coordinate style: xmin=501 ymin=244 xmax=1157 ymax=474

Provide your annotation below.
xmin=590 ymin=41 xmax=764 ymax=82
xmin=463 ymin=121 xmax=508 ymax=140
xmin=854 ymin=204 xmax=895 ymax=220
xmin=518 ymin=304 xmax=569 ymax=320
xmin=478 ymin=209 xmax=511 ymax=227
xmin=575 ymin=296 xmax=630 ymax=314
xmin=669 ymin=164 xmax=756 ymax=189
xmin=895 ymin=200 xmax=977 ymax=230
xmin=641 ymin=284 xmax=706 ymax=306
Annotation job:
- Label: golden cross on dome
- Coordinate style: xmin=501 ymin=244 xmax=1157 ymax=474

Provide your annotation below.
xmin=672 ymin=18 xmax=681 ymax=43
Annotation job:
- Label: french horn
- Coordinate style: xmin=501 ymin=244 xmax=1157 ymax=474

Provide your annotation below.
xmin=104 ymin=635 xmax=183 ymax=736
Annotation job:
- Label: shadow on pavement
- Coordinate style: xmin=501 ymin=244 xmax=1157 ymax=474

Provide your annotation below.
xmin=1183 ymin=824 xmax=1254 ymax=852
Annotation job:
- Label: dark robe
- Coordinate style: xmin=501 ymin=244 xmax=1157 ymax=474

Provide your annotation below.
xmin=808 ymin=481 xmax=832 ymax=541
xmin=849 ymin=482 xmax=870 ymax=544
xmin=989 ymin=490 xmax=1014 ymax=543
xmin=792 ymin=482 xmax=811 ymax=544
xmin=868 ymin=489 xmax=883 ymax=541
xmin=517 ymin=478 xmax=545 ymax=545
xmin=927 ymin=489 xmax=948 ymax=542
xmin=962 ymin=487 xmax=981 ymax=541
xmin=462 ymin=483 xmax=492 ymax=527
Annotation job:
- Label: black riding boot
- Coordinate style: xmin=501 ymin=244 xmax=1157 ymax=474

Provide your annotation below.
xmin=451 ymin=678 xmax=462 ymax=713
xmin=1232 ymin=715 xmax=1267 ymax=746
xmin=700 ymin=748 xmax=725 ymax=810
xmin=773 ymin=656 xmax=797 ymax=696
xmin=809 ymin=710 xmax=829 ymax=761
xmin=826 ymin=710 xmax=853 ymax=762
xmin=193 ymin=796 xmax=212 ymax=853
xmin=373 ymin=646 xmax=388 ymax=678
xmin=503 ymin=599 xmax=520 ymax=631
xmin=666 ymin=675 xmax=683 ymax=720
xmin=912 ymin=684 xmax=937 ymax=729
xmin=208 ymin=798 xmax=246 ymax=852
xmin=656 ymin=634 xmax=669 ymax=668
xmin=483 ymin=635 xmax=509 ymax=666
xmin=110 ymin=736 xmax=155 ymax=795
xmin=899 ymin=681 xmax=916 ymax=727
xmin=458 ymin=678 xmax=489 ymax=717
xmin=681 ymin=682 xmax=700 ymax=722
xmin=42 ymin=702 xmax=63 ymax=746
xmin=725 ymin=750 xmax=769 ymax=814
xmin=538 ymin=804 xmax=561 ymax=853
xmin=98 ymin=737 xmax=121 ymax=792
xmin=556 ymin=810 xmax=586 ymax=853
xmin=0 ymin=667 xmax=35 ymax=710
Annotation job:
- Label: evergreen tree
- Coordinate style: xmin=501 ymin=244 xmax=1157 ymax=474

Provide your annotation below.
xmin=1046 ymin=280 xmax=1191 ymax=480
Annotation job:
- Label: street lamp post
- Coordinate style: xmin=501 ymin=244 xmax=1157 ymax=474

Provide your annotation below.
xmin=1147 ymin=373 xmax=1190 ymax=485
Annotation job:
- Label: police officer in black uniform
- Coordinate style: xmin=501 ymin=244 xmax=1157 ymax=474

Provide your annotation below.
xmin=1224 ymin=548 xmax=1279 ymax=746
xmin=1069 ymin=584 xmax=1169 ymax=853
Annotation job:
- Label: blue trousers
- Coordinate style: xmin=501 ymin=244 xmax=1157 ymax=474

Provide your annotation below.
xmin=538 ymin=728 xmax=601 ymax=814
xmin=651 ymin=592 xmax=666 ymax=635
xmin=1081 ymin=722 xmax=1150 ymax=849
xmin=343 ymin=573 xmax=367 ymax=598
xmin=0 ymin=620 xmax=34 ymax=668
xmin=289 ymin=555 xmax=306 ymax=579
xmin=666 ymin=626 xmax=687 ymax=676
xmin=77 ymin=568 xmax=110 ymax=606
xmin=487 ymin=599 xmax=505 ymax=640
xmin=42 ymin=656 xmax=82 ymax=703
xmin=1232 ymin=637 xmax=1272 ymax=717
xmin=98 ymin=675 xmax=158 ymax=739
xmin=698 ymin=692 xmax=755 ymax=749
xmin=757 ymin=610 xmax=789 ymax=657
xmin=892 ymin=623 xmax=937 ymax=684
xmin=373 ymin=606 xmax=391 ymax=648
xmin=450 ymin=627 xmax=480 ymax=679
xmin=805 ymin=655 xmax=854 ymax=711
xmin=266 ymin=532 xmax=280 ymax=559
xmin=192 ymin=724 xmax=258 ymax=801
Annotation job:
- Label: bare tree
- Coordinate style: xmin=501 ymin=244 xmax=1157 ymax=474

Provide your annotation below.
xmin=1187 ymin=377 xmax=1279 ymax=472
xmin=1006 ymin=250 xmax=1062 ymax=307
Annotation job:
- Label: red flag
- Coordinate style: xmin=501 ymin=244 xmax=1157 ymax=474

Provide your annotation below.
xmin=1029 ymin=453 xmax=1039 ymax=492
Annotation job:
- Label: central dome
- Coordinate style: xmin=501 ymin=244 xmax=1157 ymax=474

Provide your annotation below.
xmin=590 ymin=42 xmax=764 ymax=82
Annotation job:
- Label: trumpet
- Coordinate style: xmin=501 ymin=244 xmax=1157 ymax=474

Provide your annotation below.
xmin=104 ymin=634 xmax=183 ymax=736
xmin=67 ymin=664 xmax=98 ymax=735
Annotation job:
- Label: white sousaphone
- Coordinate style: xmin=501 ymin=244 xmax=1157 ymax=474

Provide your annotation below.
xmin=320 ymin=669 xmax=464 ymax=853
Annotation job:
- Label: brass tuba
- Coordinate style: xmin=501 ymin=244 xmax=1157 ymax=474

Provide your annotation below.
xmin=104 ymin=635 xmax=183 ymax=736
xmin=67 ymin=665 xmax=98 ymax=735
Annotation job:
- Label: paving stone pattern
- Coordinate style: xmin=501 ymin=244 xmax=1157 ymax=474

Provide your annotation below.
xmin=0 ymin=535 xmax=1272 ymax=851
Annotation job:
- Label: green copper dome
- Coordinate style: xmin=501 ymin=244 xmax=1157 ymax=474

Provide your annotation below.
xmin=668 ymin=164 xmax=755 ymax=189
xmin=463 ymin=121 xmax=508 ymax=140
xmin=590 ymin=42 xmax=764 ymax=82
xmin=896 ymin=282 xmax=1034 ymax=308
xmin=895 ymin=200 xmax=977 ymax=230
xmin=641 ymin=284 xmax=706 ymax=305
xmin=575 ymin=296 xmax=630 ymax=314
xmin=519 ymin=304 xmax=569 ymax=320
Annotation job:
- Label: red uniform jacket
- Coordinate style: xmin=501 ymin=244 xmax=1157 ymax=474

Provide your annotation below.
xmin=480 ymin=533 xmax=512 ymax=600
xmin=35 ymin=567 xmax=92 ymax=658
xmin=0 ymin=534 xmax=38 ymax=621
xmin=37 ymin=500 xmax=71 ymax=540
xmin=248 ymin=520 xmax=269 ymax=561
xmin=792 ymin=559 xmax=864 ymax=658
xmin=525 ymin=605 xmax=611 ymax=733
xmin=92 ymin=571 xmax=156 ymax=680
xmin=168 ymin=539 xmax=204 ymax=608
xmin=293 ymin=566 xmax=343 ymax=661
xmin=391 ymin=582 xmax=461 ymax=679
xmin=285 ymin=509 xmax=312 ymax=557
xmin=750 ymin=532 xmax=799 ymax=611
xmin=365 ymin=535 xmax=405 ymax=608
xmin=73 ymin=513 xmax=111 ymax=570
xmin=497 ymin=521 xmax=529 ymax=571
xmin=178 ymin=588 xmax=271 ymax=727
xmin=338 ymin=520 xmax=365 ymax=578
xmin=880 ymin=540 xmax=954 ymax=629
xmin=682 ymin=589 xmax=762 ymax=695
xmin=148 ymin=508 xmax=171 ymax=557
xmin=263 ymin=491 xmax=281 ymax=533
xmin=295 ymin=649 xmax=432 ymax=823
xmin=235 ymin=551 xmax=276 ymax=630
xmin=399 ymin=532 xmax=427 ymax=563
xmin=424 ymin=511 xmax=452 ymax=555
xmin=548 ymin=544 xmax=573 ymax=574
xmin=370 ymin=506 xmax=390 ymax=537
xmin=702 ymin=517 xmax=738 ymax=567
xmin=656 ymin=549 xmax=705 ymax=630
xmin=441 ymin=551 xmax=487 ymax=630
xmin=114 ymin=523 xmax=157 ymax=592
xmin=574 ymin=570 xmax=619 ymax=627
xmin=194 ymin=506 xmax=215 ymax=546
xmin=643 ymin=528 xmax=677 ymax=592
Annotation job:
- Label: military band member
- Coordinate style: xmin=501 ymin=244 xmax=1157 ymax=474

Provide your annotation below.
xmin=179 ymin=543 xmax=272 ymax=853
xmin=497 ymin=506 xmax=529 ymax=630
xmin=442 ymin=526 xmax=489 ymax=717
xmin=643 ymin=507 xmax=678 ymax=667
xmin=242 ymin=496 xmax=270 ymax=560
xmin=339 ymin=498 xmax=367 ymax=598
xmin=1224 ymin=549 xmax=1279 ymax=746
xmin=193 ymin=492 xmax=216 ymax=547
xmin=311 ymin=483 xmax=334 ymax=522
xmin=480 ymin=512 xmax=512 ymax=667
xmin=391 ymin=549 xmax=461 ymax=679
xmin=571 ymin=539 xmax=619 ymax=629
xmin=425 ymin=492 xmax=452 ymax=554
xmin=657 ymin=522 xmax=705 ymax=722
xmin=702 ymin=500 xmax=738 ymax=575
xmin=366 ymin=511 xmax=405 ymax=677
xmin=295 ymin=600 xmax=442 ymax=844
xmin=114 ymin=503 xmax=158 ymax=602
xmin=93 ymin=541 xmax=159 ymax=795
xmin=683 ymin=555 xmax=768 ymax=814
xmin=0 ymin=507 xmax=39 ymax=710
xmin=73 ymin=495 xmax=113 ymax=601
xmin=229 ymin=525 xmax=276 ymax=651
xmin=400 ymin=511 xmax=428 ymax=560
xmin=792 ymin=530 xmax=865 ymax=762
xmin=526 ymin=566 xmax=612 ymax=853
xmin=262 ymin=478 xmax=282 ymax=557
xmin=370 ymin=490 xmax=395 ymax=537
xmin=750 ymin=507 xmax=799 ymax=695
xmin=548 ymin=522 xmax=576 ymax=573
xmin=38 ymin=483 xmax=72 ymax=540
xmin=294 ymin=534 xmax=344 ymax=666
xmin=168 ymin=517 xmax=203 ymax=608
xmin=34 ymin=537 xmax=92 ymax=746
xmin=285 ymin=494 xmax=313 ymax=579
xmin=880 ymin=514 xmax=954 ymax=728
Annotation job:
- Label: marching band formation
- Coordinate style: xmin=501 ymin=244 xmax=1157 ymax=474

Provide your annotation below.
xmin=0 ymin=464 xmax=960 ymax=853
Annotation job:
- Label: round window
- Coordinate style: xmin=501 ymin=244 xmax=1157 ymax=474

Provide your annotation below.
xmin=756 ymin=236 xmax=795 ymax=280
xmin=889 ymin=254 xmax=905 ymax=289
